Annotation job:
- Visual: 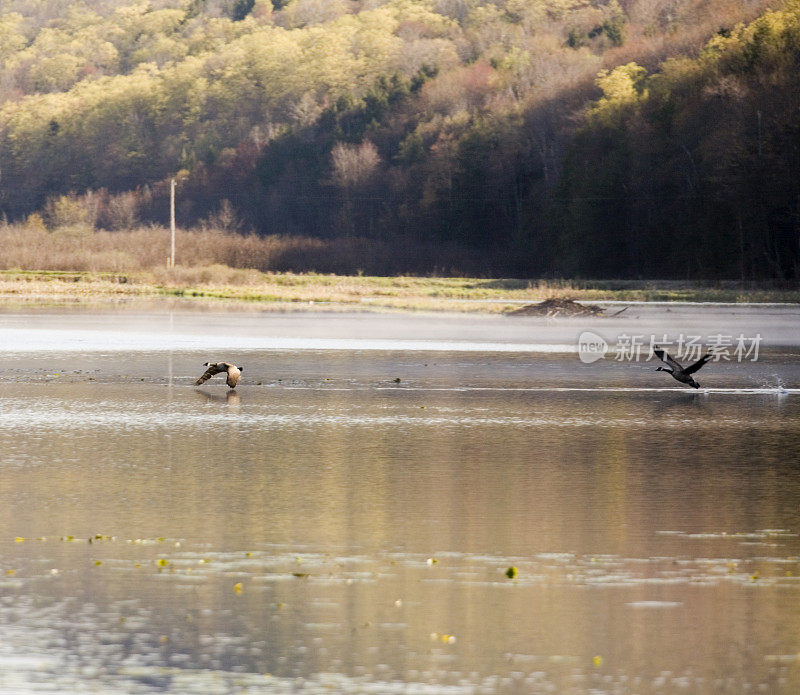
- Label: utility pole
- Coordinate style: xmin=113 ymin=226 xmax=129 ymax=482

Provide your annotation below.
xmin=170 ymin=177 xmax=176 ymax=268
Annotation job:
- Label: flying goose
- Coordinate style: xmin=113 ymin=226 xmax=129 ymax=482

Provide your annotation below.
xmin=653 ymin=346 xmax=713 ymax=389
xmin=195 ymin=362 xmax=243 ymax=389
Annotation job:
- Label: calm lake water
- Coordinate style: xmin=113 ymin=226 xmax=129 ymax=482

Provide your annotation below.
xmin=1 ymin=306 xmax=799 ymax=693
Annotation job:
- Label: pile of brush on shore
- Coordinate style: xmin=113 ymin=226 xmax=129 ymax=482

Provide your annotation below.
xmin=506 ymin=298 xmax=606 ymax=317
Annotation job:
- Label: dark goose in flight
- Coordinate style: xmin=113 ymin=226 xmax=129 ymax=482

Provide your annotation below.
xmin=653 ymin=346 xmax=713 ymax=389
xmin=195 ymin=362 xmax=243 ymax=389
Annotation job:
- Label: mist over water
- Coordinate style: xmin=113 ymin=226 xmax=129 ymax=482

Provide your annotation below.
xmin=1 ymin=308 xmax=799 ymax=693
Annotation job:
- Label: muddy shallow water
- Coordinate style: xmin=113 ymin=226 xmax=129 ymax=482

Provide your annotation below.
xmin=0 ymin=307 xmax=799 ymax=693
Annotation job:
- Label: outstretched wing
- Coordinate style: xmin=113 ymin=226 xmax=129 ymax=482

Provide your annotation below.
xmin=195 ymin=363 xmax=225 ymax=385
xmin=653 ymin=346 xmax=683 ymax=371
xmin=684 ymin=352 xmax=713 ymax=375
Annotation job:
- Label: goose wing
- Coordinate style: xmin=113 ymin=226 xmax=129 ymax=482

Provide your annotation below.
xmin=195 ymin=363 xmax=225 ymax=385
xmin=683 ymin=352 xmax=713 ymax=375
xmin=653 ymin=346 xmax=683 ymax=371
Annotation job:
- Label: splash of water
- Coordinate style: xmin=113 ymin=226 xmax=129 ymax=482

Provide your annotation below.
xmin=759 ymin=374 xmax=789 ymax=394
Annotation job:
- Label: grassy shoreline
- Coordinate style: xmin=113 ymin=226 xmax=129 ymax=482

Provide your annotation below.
xmin=1 ymin=269 xmax=798 ymax=313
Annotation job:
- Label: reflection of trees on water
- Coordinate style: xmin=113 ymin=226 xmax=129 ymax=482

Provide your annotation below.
xmin=5 ymin=388 xmax=796 ymax=553
xmin=2 ymin=387 xmax=799 ymax=686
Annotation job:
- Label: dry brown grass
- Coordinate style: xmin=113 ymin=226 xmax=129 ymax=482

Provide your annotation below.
xmin=0 ymin=222 xmax=797 ymax=312
xmin=0 ymin=221 xmax=475 ymax=277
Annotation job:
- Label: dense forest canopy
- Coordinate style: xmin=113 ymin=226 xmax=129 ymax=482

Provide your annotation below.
xmin=0 ymin=0 xmax=797 ymax=279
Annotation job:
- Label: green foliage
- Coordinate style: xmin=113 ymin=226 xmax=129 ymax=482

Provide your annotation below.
xmin=565 ymin=0 xmax=627 ymax=50
xmin=554 ymin=2 xmax=800 ymax=279
xmin=44 ymin=192 xmax=98 ymax=232
xmin=0 ymin=0 xmax=793 ymax=278
xmin=599 ymin=1 xmax=626 ymax=47
xmin=596 ymin=62 xmax=647 ymax=101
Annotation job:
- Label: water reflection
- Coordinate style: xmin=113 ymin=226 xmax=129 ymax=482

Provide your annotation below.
xmin=0 ymin=351 xmax=799 ymax=694
xmin=193 ymin=388 xmax=241 ymax=406
xmin=651 ymin=390 xmax=708 ymax=413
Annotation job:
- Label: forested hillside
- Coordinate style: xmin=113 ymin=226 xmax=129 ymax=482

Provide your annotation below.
xmin=0 ymin=0 xmax=796 ymax=279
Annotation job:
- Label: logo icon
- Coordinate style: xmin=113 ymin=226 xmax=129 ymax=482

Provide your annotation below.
xmin=578 ymin=331 xmax=608 ymax=364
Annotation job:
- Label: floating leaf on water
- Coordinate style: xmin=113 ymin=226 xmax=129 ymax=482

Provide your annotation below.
xmin=505 ymin=566 xmax=518 ymax=579
xmin=5 ymin=570 xmax=15 ymax=576
xmin=14 ymin=537 xmax=25 ymax=543
xmin=157 ymin=559 xmax=169 ymax=567
xmin=233 ymin=582 xmax=243 ymax=594
xmin=426 ymin=558 xmax=438 ymax=565
xmin=430 ymin=632 xmax=455 ymax=644
xmin=94 ymin=561 xmax=102 ymax=567
xmin=593 ymin=655 xmax=603 ymax=667
xmin=292 ymin=572 xmax=309 ymax=579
